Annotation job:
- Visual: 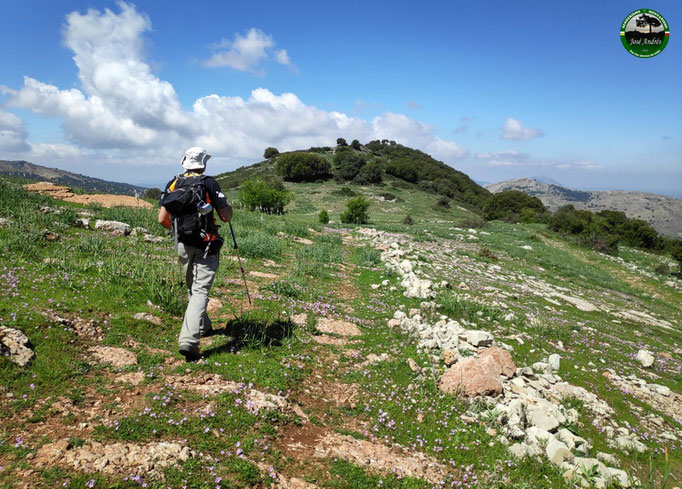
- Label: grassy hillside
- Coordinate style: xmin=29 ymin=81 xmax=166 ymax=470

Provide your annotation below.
xmin=215 ymin=140 xmax=490 ymax=212
xmin=0 ymin=175 xmax=680 ymax=488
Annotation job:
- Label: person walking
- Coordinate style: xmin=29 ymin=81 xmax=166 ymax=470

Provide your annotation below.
xmin=158 ymin=147 xmax=232 ymax=361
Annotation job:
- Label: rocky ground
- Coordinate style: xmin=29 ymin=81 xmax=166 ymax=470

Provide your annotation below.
xmin=1 ymin=184 xmax=681 ymax=488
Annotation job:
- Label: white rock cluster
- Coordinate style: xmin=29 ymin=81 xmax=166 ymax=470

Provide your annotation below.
xmin=391 ymin=308 xmax=493 ymax=358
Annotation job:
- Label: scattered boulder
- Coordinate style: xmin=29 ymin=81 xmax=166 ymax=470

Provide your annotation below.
xmin=95 ymin=220 xmax=131 ymax=236
xmin=439 ymin=355 xmax=503 ymax=397
xmin=478 ymin=347 xmax=516 ymax=377
xmin=548 ymin=354 xmax=561 ymax=371
xmin=636 ymin=349 xmax=654 ymax=368
xmin=0 ymin=326 xmax=34 ymax=366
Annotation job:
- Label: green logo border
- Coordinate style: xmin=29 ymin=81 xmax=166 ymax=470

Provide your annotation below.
xmin=620 ymin=8 xmax=669 ymax=58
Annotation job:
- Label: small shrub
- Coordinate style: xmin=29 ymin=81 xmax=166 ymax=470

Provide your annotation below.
xmin=318 ymin=209 xmax=330 ymax=224
xmin=350 ymin=139 xmax=362 ymax=150
xmin=403 ymin=215 xmax=413 ymax=225
xmin=459 ymin=216 xmax=489 ymax=229
xmin=336 ymin=138 xmax=347 ymax=147
xmin=275 ymin=152 xmax=332 ymax=182
xmin=436 ymin=196 xmax=451 ymax=209
xmin=332 ymin=187 xmax=357 ymax=197
xmin=239 ymin=177 xmax=291 ymax=214
xmin=340 ymin=196 xmax=370 ymax=224
xmin=263 ymin=147 xmax=279 ymax=159
xmin=483 ymin=190 xmax=547 ymax=223
xmin=478 ymin=247 xmax=498 ymax=261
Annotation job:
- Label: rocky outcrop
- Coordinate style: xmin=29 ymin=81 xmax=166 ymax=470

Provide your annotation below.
xmin=0 ymin=326 xmax=34 ymax=366
xmin=34 ymin=439 xmax=196 ymax=479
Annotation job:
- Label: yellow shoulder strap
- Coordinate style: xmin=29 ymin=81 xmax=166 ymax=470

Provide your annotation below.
xmin=169 ymin=178 xmax=178 ymax=191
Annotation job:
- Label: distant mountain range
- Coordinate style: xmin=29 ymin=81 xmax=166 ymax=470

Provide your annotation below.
xmin=0 ymin=159 xmax=146 ymax=196
xmin=485 ymin=177 xmax=682 ymax=238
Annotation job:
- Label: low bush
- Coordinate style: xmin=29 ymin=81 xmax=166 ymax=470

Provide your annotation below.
xmin=403 ymin=215 xmax=413 ymax=225
xmin=483 ymin=191 xmax=547 ymax=223
xmin=239 ymin=177 xmax=291 ymax=214
xmin=318 ymin=209 xmax=329 ymax=224
xmin=340 ymin=196 xmax=370 ymax=224
xmin=275 ymin=152 xmax=332 ymax=182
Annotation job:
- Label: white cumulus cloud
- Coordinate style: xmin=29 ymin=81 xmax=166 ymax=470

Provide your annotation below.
xmin=4 ymin=2 xmax=467 ymax=175
xmin=204 ymin=28 xmax=294 ymax=74
xmin=0 ymin=109 xmax=30 ymax=152
xmin=501 ymin=117 xmax=544 ymax=141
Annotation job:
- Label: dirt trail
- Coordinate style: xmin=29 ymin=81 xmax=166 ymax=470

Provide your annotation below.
xmin=24 ymin=181 xmax=152 ymax=208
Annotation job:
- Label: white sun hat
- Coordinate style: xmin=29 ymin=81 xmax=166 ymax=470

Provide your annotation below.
xmin=181 ymin=147 xmax=211 ymax=170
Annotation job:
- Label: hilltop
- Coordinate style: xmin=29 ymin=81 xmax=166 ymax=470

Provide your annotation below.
xmin=485 ymin=177 xmax=682 ymax=238
xmin=215 ymin=140 xmax=490 ymax=213
xmin=0 ymin=159 xmax=147 ymax=197
xmin=0 ymin=148 xmax=681 ymax=489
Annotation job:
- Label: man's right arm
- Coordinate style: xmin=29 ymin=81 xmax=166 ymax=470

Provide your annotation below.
xmin=217 ymin=205 xmax=232 ymax=223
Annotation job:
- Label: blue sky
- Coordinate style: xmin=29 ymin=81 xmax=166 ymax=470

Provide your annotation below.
xmin=1 ymin=1 xmax=680 ymax=195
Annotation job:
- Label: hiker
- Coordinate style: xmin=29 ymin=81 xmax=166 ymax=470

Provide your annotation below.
xmin=158 ymin=147 xmax=232 ymax=361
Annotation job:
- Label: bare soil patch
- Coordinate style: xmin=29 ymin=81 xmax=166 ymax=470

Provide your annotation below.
xmin=24 ymin=182 xmax=152 ymax=208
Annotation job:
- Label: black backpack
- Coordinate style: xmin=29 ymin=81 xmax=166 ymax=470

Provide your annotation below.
xmin=160 ymin=174 xmax=218 ymax=250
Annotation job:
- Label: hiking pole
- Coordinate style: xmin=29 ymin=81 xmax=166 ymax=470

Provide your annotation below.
xmin=229 ymin=222 xmax=252 ymax=305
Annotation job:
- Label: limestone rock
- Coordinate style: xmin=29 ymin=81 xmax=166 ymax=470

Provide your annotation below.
xmin=439 ymin=356 xmax=503 ymax=397
xmin=442 ymin=349 xmax=459 ymax=366
xmin=0 ymin=326 xmax=34 ymax=366
xmin=478 ymin=346 xmax=516 ymax=377
xmin=74 ymin=217 xmax=90 ymax=228
xmin=546 ymin=439 xmax=573 ymax=465
xmin=459 ymin=330 xmax=494 ymax=347
xmin=317 ymin=318 xmax=362 ymax=337
xmin=636 ymin=349 xmax=654 ymax=368
xmin=548 ymin=354 xmax=561 ymax=371
xmin=526 ymin=398 xmax=565 ymax=432
xmin=95 ymin=220 xmax=131 ymax=236
xmin=90 ymin=346 xmax=138 ymax=367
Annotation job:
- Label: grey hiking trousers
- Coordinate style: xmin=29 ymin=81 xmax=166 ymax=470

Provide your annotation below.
xmin=176 ymin=242 xmax=219 ymax=349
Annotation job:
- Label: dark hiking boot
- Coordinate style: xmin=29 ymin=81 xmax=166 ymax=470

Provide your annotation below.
xmin=179 ymin=345 xmax=201 ymax=362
